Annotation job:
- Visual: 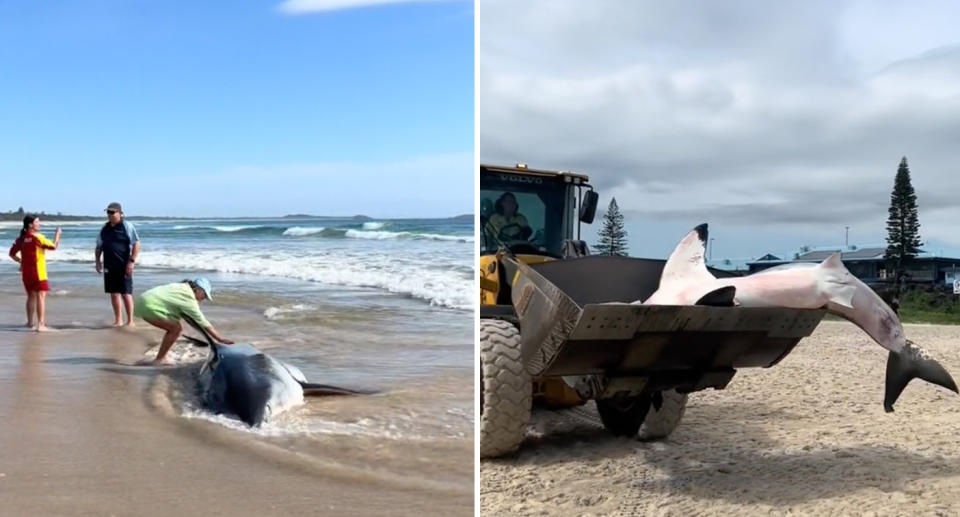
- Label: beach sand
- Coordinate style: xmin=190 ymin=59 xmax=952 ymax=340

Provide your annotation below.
xmin=0 ymin=293 xmax=472 ymax=516
xmin=480 ymin=321 xmax=960 ymax=516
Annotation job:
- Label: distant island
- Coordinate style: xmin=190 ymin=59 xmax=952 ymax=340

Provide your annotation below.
xmin=2 ymin=208 xmax=475 ymax=222
xmin=0 ymin=208 xmax=190 ymax=222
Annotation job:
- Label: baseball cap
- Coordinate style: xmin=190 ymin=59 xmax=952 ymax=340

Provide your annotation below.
xmin=194 ymin=277 xmax=214 ymax=301
xmin=105 ymin=202 xmax=123 ymax=212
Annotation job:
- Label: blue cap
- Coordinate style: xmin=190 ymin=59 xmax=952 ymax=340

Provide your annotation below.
xmin=194 ymin=277 xmax=213 ymax=301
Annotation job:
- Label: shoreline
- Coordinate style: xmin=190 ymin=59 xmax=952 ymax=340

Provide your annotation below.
xmin=0 ymin=275 xmax=473 ymax=516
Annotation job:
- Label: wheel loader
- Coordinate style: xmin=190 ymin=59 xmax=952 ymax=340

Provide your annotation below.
xmin=479 ymin=163 xmax=826 ymax=458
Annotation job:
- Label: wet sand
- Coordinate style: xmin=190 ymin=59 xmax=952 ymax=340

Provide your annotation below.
xmin=0 ymin=297 xmax=472 ymax=516
xmin=481 ymin=321 xmax=960 ymax=516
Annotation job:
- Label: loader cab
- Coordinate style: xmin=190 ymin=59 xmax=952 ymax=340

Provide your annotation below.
xmin=480 ymin=163 xmax=598 ymax=307
xmin=479 ymin=164 xmax=597 ymax=259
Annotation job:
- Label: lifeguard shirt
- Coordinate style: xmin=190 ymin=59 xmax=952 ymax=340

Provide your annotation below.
xmin=9 ymin=231 xmax=57 ymax=282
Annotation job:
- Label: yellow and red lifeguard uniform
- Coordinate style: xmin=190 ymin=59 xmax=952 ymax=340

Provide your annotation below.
xmin=9 ymin=231 xmax=56 ymax=292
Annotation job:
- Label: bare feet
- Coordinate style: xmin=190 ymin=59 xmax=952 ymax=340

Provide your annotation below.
xmin=35 ymin=324 xmax=50 ymax=332
xmin=124 ymin=321 xmax=136 ymax=329
xmin=25 ymin=322 xmax=34 ymax=329
xmin=112 ymin=321 xmax=123 ymax=328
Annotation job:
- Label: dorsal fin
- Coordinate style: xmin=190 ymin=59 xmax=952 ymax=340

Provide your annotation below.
xmin=659 ymin=223 xmax=715 ymax=288
xmin=820 ymin=252 xmax=844 ymax=270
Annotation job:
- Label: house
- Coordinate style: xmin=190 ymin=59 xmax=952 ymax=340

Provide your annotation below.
xmin=747 ymin=246 xmax=960 ymax=286
xmin=706 ymin=258 xmax=752 ymax=274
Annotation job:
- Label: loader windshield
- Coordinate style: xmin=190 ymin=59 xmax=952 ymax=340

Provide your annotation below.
xmin=480 ymin=173 xmax=569 ymax=257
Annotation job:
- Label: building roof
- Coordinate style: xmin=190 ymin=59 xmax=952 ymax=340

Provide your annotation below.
xmin=706 ymin=258 xmax=752 ymax=271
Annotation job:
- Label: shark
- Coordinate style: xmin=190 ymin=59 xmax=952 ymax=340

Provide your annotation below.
xmin=642 ymin=223 xmax=958 ymax=412
xmin=182 ymin=315 xmax=372 ymax=426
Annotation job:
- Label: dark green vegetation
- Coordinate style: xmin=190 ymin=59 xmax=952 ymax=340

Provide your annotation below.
xmin=897 ymin=289 xmax=960 ymax=325
xmin=595 ymin=197 xmax=629 ymax=256
xmin=885 ymin=156 xmax=923 ymax=275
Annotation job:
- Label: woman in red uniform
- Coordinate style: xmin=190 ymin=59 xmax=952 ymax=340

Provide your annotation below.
xmin=9 ymin=215 xmax=61 ymax=331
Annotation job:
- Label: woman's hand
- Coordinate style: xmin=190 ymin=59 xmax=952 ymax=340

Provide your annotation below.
xmin=219 ymin=339 xmax=235 ymax=345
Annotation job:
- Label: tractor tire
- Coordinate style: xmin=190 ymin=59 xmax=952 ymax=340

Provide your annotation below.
xmin=638 ymin=390 xmax=688 ymax=440
xmin=480 ymin=319 xmax=531 ymax=458
xmin=596 ymin=396 xmax=651 ymax=437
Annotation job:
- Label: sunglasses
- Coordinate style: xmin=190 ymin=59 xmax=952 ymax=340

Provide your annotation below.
xmin=107 ymin=210 xmax=118 ymax=215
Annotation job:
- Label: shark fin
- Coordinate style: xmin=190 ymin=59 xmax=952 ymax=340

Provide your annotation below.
xmin=300 ymin=382 xmax=375 ymax=397
xmin=883 ymin=343 xmax=959 ymax=412
xmin=659 ymin=223 xmax=714 ymax=289
xmin=181 ymin=315 xmax=220 ymax=361
xmin=181 ymin=335 xmax=209 ymax=348
xmin=818 ymin=253 xmax=856 ymax=309
xmin=694 ymin=286 xmax=737 ymax=307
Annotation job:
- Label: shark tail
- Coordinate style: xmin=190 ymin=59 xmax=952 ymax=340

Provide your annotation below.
xmin=884 ymin=342 xmax=959 ymax=412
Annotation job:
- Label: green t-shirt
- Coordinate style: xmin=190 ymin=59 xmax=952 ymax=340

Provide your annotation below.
xmin=134 ymin=282 xmax=211 ymax=328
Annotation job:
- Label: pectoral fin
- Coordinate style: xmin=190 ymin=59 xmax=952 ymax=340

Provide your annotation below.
xmin=827 ymin=284 xmax=856 ymax=310
xmin=300 ymin=382 xmax=376 ymax=397
xmin=694 ymin=286 xmax=737 ymax=307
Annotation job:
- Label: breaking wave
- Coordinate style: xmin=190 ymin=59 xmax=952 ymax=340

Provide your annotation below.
xmin=171 ymin=225 xmax=268 ymax=233
xmin=49 ymin=247 xmax=472 ymax=310
xmin=281 ymin=227 xmax=471 ymax=242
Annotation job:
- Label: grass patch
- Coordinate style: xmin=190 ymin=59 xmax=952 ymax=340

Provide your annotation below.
xmin=822 ymin=287 xmax=960 ymax=325
xmin=898 ymin=289 xmax=960 ymax=325
xmin=897 ymin=308 xmax=960 ymax=325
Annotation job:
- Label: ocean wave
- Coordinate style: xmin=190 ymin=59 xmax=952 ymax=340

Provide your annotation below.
xmin=171 ymin=225 xmax=268 ymax=233
xmin=281 ymin=227 xmax=473 ymax=242
xmin=361 ymin=221 xmax=388 ymax=230
xmin=49 ymin=247 xmax=473 ymax=310
xmin=263 ymin=304 xmax=315 ymax=319
xmin=281 ymin=226 xmax=327 ymax=236
xmin=344 ymin=229 xmax=473 ymax=242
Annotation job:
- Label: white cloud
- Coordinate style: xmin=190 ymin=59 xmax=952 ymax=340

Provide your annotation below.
xmin=479 ymin=0 xmax=960 ymax=256
xmin=277 ymin=0 xmax=457 ymax=15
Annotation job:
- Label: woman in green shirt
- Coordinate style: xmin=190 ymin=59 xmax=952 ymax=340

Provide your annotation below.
xmin=134 ymin=277 xmax=234 ymax=365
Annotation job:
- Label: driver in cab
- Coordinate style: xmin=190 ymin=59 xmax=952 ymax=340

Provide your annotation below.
xmin=484 ymin=192 xmax=532 ymax=241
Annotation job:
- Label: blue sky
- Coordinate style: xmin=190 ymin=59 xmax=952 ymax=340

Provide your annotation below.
xmin=0 ymin=0 xmax=473 ymax=218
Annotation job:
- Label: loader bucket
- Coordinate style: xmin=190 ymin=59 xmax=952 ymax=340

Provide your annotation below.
xmin=506 ymin=255 xmax=825 ymax=380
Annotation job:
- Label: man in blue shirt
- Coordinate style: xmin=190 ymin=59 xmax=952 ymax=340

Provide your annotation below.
xmin=95 ymin=202 xmax=141 ymax=327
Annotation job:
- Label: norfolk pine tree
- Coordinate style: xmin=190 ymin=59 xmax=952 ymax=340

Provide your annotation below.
xmin=595 ymin=197 xmax=629 ymax=256
xmin=884 ymin=156 xmax=923 ymax=280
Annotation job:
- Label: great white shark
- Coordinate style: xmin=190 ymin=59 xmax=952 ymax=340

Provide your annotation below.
xmin=182 ymin=315 xmax=372 ymax=426
xmin=642 ymin=223 xmax=958 ymax=412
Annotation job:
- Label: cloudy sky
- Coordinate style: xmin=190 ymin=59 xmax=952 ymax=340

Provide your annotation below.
xmin=479 ymin=0 xmax=960 ymax=261
xmin=0 ymin=0 xmax=472 ymax=218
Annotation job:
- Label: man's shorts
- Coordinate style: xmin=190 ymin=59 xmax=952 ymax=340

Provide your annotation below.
xmin=104 ymin=267 xmax=133 ymax=294
xmin=22 ymin=278 xmax=50 ymax=292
